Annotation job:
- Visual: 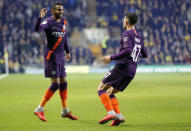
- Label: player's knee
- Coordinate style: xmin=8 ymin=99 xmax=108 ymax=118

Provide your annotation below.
xmin=51 ymin=78 xmax=60 ymax=84
xmin=97 ymin=82 xmax=104 ymax=91
xmin=60 ymin=77 xmax=67 ymax=83
xmin=107 ymin=88 xmax=113 ymax=96
xmin=60 ymin=82 xmax=67 ymax=91
xmin=49 ymin=86 xmax=59 ymax=92
xmin=97 ymin=87 xmax=100 ymax=91
xmin=49 ymin=83 xmax=59 ymax=92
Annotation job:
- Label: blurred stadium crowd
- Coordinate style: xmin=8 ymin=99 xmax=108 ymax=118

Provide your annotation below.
xmin=0 ymin=0 xmax=191 ymax=73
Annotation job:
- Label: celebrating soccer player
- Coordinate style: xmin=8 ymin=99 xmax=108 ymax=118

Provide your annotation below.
xmin=34 ymin=2 xmax=78 ymax=122
xmin=97 ymin=13 xmax=148 ymax=126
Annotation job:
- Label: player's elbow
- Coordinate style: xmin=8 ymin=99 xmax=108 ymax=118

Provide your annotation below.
xmin=142 ymin=48 xmax=148 ymax=58
xmin=35 ymin=28 xmax=39 ymax=32
xmin=142 ymin=53 xmax=148 ymax=58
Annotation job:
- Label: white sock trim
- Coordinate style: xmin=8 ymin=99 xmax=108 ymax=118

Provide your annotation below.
xmin=117 ymin=113 xmax=125 ymax=119
xmin=62 ymin=108 xmax=69 ymax=114
xmin=108 ymin=110 xmax=116 ymax=115
xmin=34 ymin=105 xmax=44 ymax=112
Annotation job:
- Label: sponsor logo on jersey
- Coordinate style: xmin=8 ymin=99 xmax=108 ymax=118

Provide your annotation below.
xmin=52 ymin=32 xmax=65 ymax=37
xmin=135 ymin=37 xmax=140 ymax=43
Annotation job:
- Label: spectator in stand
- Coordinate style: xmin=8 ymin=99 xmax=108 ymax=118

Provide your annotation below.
xmin=1 ymin=0 xmax=191 ymax=74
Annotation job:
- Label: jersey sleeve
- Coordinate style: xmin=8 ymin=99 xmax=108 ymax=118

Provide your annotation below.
xmin=140 ymin=46 xmax=148 ymax=58
xmin=35 ymin=18 xmax=49 ymax=32
xmin=140 ymin=38 xmax=148 ymax=58
xmin=64 ymin=33 xmax=70 ymax=54
xmin=110 ymin=34 xmax=133 ymax=60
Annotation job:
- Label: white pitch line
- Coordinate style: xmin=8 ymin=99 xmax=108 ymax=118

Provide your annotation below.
xmin=0 ymin=74 xmax=8 ymax=80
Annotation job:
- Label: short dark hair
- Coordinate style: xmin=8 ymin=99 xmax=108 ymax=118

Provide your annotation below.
xmin=125 ymin=13 xmax=138 ymax=25
xmin=51 ymin=2 xmax=63 ymax=9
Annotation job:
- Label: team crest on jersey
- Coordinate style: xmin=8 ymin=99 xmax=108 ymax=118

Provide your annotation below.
xmin=52 ymin=71 xmax=56 ymax=75
xmin=123 ymin=37 xmax=129 ymax=42
xmin=41 ymin=20 xmax=47 ymax=25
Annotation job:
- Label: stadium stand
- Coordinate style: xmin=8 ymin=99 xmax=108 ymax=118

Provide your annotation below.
xmin=1 ymin=0 xmax=191 ymax=73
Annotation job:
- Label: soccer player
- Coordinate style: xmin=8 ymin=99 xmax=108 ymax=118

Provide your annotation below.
xmin=97 ymin=13 xmax=148 ymax=126
xmin=34 ymin=2 xmax=78 ymax=122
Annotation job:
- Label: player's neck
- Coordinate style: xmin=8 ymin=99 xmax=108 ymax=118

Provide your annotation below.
xmin=52 ymin=16 xmax=61 ymax=22
xmin=126 ymin=25 xmax=134 ymax=31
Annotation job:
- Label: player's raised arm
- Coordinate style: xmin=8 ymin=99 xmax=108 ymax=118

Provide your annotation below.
xmin=39 ymin=8 xmax=47 ymax=18
xmin=35 ymin=8 xmax=48 ymax=32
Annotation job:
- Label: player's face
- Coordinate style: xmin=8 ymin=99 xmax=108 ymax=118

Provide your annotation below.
xmin=52 ymin=5 xmax=64 ymax=19
xmin=123 ymin=16 xmax=128 ymax=29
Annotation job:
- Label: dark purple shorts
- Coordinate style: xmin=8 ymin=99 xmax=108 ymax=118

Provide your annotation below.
xmin=44 ymin=59 xmax=66 ymax=78
xmin=102 ymin=64 xmax=134 ymax=92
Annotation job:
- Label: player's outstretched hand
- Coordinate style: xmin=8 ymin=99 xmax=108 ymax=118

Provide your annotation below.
xmin=39 ymin=8 xmax=47 ymax=18
xmin=102 ymin=55 xmax=111 ymax=64
xmin=65 ymin=53 xmax=71 ymax=62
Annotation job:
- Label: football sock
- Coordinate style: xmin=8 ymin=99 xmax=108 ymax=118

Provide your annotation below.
xmin=110 ymin=94 xmax=120 ymax=114
xmin=62 ymin=108 xmax=69 ymax=114
xmin=108 ymin=110 xmax=116 ymax=115
xmin=35 ymin=105 xmax=44 ymax=112
xmin=59 ymin=82 xmax=68 ymax=108
xmin=39 ymin=83 xmax=59 ymax=107
xmin=98 ymin=90 xmax=114 ymax=112
xmin=117 ymin=113 xmax=125 ymax=120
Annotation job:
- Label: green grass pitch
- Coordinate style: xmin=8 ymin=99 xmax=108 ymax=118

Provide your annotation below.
xmin=0 ymin=73 xmax=191 ymax=131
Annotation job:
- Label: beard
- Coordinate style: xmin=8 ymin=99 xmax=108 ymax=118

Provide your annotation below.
xmin=54 ymin=13 xmax=62 ymax=19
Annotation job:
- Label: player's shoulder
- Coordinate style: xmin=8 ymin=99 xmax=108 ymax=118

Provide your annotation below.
xmin=41 ymin=17 xmax=52 ymax=25
xmin=135 ymin=32 xmax=143 ymax=39
xmin=61 ymin=17 xmax=67 ymax=24
xmin=130 ymin=29 xmax=143 ymax=39
xmin=122 ymin=30 xmax=131 ymax=38
xmin=61 ymin=17 xmax=66 ymax=21
xmin=124 ymin=29 xmax=144 ymax=43
xmin=46 ymin=17 xmax=54 ymax=22
xmin=123 ymin=29 xmax=137 ymax=36
xmin=134 ymin=31 xmax=144 ymax=45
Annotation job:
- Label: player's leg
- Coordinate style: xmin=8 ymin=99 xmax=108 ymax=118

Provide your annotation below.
xmin=108 ymin=76 xmax=133 ymax=126
xmin=107 ymin=88 xmax=125 ymax=126
xmin=97 ymin=82 xmax=118 ymax=124
xmin=59 ymin=77 xmax=78 ymax=120
xmin=39 ymin=78 xmax=60 ymax=108
xmin=107 ymin=87 xmax=121 ymax=116
xmin=59 ymin=77 xmax=68 ymax=112
xmin=34 ymin=78 xmax=59 ymax=121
